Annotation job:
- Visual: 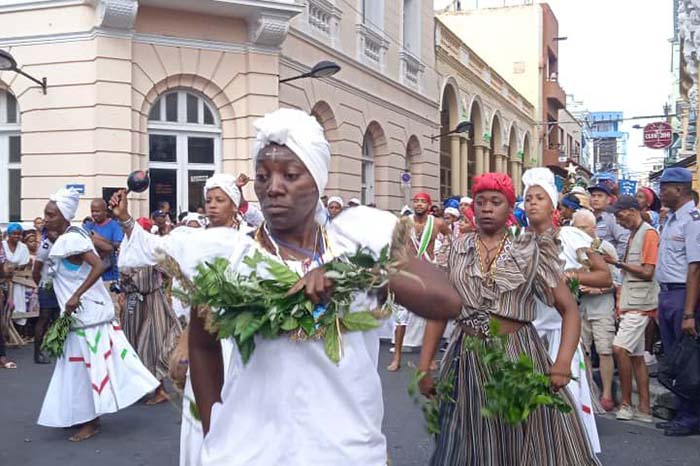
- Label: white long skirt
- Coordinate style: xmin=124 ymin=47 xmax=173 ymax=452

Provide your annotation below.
xmin=38 ymin=322 xmax=159 ymax=427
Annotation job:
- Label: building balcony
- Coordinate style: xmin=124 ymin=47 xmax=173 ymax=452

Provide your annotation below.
xmin=543 ymin=147 xmax=562 ymax=166
xmin=545 ymin=78 xmax=566 ymax=110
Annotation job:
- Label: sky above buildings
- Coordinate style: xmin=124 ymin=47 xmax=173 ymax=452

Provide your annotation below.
xmin=435 ymin=0 xmax=675 ymax=180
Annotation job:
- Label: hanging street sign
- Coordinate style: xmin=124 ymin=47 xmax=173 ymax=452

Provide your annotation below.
xmin=643 ymin=122 xmax=673 ymax=149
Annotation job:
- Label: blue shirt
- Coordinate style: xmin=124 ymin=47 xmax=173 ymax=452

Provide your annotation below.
xmin=84 ymin=219 xmax=123 ymax=281
xmin=655 ymin=200 xmax=700 ymax=284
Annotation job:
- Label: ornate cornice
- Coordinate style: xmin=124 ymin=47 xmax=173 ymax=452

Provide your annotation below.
xmin=94 ymin=0 xmax=138 ymax=30
xmin=248 ymin=11 xmax=291 ymax=47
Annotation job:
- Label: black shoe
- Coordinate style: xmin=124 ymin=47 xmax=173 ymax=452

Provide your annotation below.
xmin=664 ymin=424 xmax=700 ymax=437
xmin=655 ymin=421 xmax=674 ymax=429
xmin=34 ymin=352 xmax=51 ymax=364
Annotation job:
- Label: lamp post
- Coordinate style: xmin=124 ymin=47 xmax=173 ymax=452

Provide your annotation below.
xmin=0 ymin=49 xmax=47 ymax=94
xmin=279 ymin=60 xmax=341 ymax=84
xmin=430 ymin=120 xmax=472 ymax=141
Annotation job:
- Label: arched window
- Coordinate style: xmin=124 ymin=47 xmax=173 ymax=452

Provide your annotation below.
xmin=147 ymin=90 xmax=221 ymax=215
xmin=361 ymin=130 xmax=375 ymax=205
xmin=0 ymin=90 xmax=21 ymax=222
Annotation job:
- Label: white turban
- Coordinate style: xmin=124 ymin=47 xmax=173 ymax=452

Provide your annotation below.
xmin=327 ymin=196 xmax=344 ymax=208
xmin=49 ymin=188 xmax=80 ymax=221
xmin=444 ymin=207 xmax=461 ymax=218
xmin=460 ymin=196 xmax=473 ymax=205
xmin=183 ymin=212 xmax=207 ymax=228
xmin=204 ymin=174 xmax=241 ymax=207
xmin=253 ymin=108 xmax=331 ymax=223
xmin=522 ymin=167 xmax=558 ymax=209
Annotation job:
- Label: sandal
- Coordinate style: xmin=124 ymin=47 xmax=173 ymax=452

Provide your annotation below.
xmin=2 ymin=360 xmax=17 ymax=369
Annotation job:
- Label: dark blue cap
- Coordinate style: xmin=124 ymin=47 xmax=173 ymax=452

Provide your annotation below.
xmin=152 ymin=210 xmax=166 ymax=217
xmin=607 ymin=195 xmax=640 ymax=213
xmin=587 ymin=184 xmax=611 ymax=196
xmin=659 ymin=167 xmax=693 ymax=184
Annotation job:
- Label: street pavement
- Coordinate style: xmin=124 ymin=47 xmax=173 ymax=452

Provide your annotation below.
xmin=1 ymin=342 xmax=699 ymax=466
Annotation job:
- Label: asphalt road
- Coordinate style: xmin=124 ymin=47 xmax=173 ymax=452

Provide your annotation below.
xmin=1 ymin=343 xmax=698 ymax=466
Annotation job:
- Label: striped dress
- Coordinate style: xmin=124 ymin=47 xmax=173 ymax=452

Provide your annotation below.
xmin=431 ymin=231 xmax=600 ymax=466
xmin=120 ymin=266 xmax=182 ymax=382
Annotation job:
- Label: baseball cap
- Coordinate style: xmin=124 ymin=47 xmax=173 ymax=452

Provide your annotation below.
xmin=659 ymin=167 xmax=693 ymax=184
xmin=587 ymin=184 xmax=612 ymax=196
xmin=607 ymin=195 xmax=640 ymax=214
xmin=152 ymin=209 xmax=166 ymax=217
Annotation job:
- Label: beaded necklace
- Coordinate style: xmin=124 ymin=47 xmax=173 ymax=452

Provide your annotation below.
xmin=475 ymin=232 xmax=507 ymax=287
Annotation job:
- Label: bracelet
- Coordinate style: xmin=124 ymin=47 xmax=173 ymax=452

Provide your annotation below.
xmin=615 ymin=262 xmax=623 ymax=269
xmin=119 ymin=216 xmax=135 ymax=230
xmin=682 ymin=313 xmax=696 ymax=320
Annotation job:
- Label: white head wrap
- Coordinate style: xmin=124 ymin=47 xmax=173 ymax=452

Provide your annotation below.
xmin=253 ymin=108 xmax=331 ymax=224
xmin=204 ymin=174 xmax=241 ymax=207
xmin=327 ymin=196 xmax=344 ymax=208
xmin=522 ymin=167 xmax=558 ymax=209
xmin=460 ymin=196 xmax=473 ymax=205
xmin=444 ymin=207 xmax=461 ymax=218
xmin=183 ymin=212 xmax=207 ymax=228
xmin=49 ymin=188 xmax=80 ymax=221
xmin=348 ymin=198 xmax=362 ymax=206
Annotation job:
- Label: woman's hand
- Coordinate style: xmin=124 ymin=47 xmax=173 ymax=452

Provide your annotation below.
xmin=65 ymin=294 xmax=81 ymax=316
xmin=287 ymin=267 xmax=334 ymax=305
xmin=418 ymin=371 xmax=436 ymax=399
xmin=109 ymin=189 xmax=130 ymax=222
xmin=549 ymin=362 xmax=572 ymax=392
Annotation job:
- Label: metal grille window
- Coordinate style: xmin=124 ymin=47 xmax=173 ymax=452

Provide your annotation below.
xmin=361 ymin=130 xmax=375 ymax=205
xmin=147 ymin=90 xmax=221 ymax=215
xmin=0 ymin=90 xmax=21 ymax=222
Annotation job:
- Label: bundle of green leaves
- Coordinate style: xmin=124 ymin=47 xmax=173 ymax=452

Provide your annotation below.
xmin=41 ymin=314 xmax=75 ymax=358
xmin=187 ymin=246 xmax=395 ymax=364
xmin=408 ymin=369 xmax=456 ymax=436
xmin=465 ymin=320 xmax=573 ymax=425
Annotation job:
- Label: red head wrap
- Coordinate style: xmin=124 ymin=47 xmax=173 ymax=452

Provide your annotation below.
xmin=472 ymin=173 xmax=516 ymax=206
xmin=639 ymin=187 xmax=654 ymax=207
xmin=413 ymin=192 xmax=432 ymax=204
xmin=137 ymin=217 xmax=154 ymax=232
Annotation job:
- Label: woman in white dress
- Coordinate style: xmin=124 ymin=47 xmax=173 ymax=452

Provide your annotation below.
xmin=523 ymin=168 xmax=612 ymax=453
xmin=114 ymin=108 xmax=462 ymax=466
xmin=37 ymin=188 xmax=159 ymax=442
xmin=3 ymin=223 xmax=31 ymax=328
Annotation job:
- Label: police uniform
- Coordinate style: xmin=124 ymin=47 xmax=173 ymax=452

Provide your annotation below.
xmin=655 ymin=167 xmax=700 ymax=433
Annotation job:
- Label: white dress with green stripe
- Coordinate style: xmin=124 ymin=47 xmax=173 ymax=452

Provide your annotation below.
xmin=37 ymin=227 xmax=159 ymax=428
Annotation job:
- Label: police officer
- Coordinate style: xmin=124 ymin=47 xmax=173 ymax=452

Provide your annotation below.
xmin=655 ymin=167 xmax=700 ymax=436
xmin=588 ymin=183 xmax=630 ymax=258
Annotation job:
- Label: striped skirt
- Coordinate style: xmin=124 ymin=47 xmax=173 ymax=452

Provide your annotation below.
xmin=121 ymin=267 xmax=182 ymax=382
xmin=430 ymin=323 xmax=601 ymax=466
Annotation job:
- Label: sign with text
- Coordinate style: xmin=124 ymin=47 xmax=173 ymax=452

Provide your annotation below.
xmin=66 ymin=184 xmax=85 ymax=194
xmin=643 ymin=122 xmax=673 ymax=149
xmin=619 ymin=179 xmax=637 ymax=196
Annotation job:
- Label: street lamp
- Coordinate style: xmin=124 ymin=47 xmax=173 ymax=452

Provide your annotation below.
xmin=279 ymin=60 xmax=341 ymax=84
xmin=0 ymin=49 xmax=47 ymax=94
xmin=430 ymin=120 xmax=472 ymax=141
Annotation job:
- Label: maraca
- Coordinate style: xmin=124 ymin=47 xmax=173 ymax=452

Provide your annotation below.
xmin=110 ymin=170 xmax=150 ymax=209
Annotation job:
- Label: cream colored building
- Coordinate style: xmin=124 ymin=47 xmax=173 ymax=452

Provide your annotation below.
xmin=435 ymin=18 xmax=534 ymax=197
xmin=0 ymin=0 xmax=536 ymax=223
xmin=438 ymin=4 xmax=567 ymax=170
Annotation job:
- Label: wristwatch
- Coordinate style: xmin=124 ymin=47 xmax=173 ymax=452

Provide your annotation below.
xmin=614 ymin=261 xmax=623 ymax=269
xmin=683 ymin=313 xmax=696 ymax=320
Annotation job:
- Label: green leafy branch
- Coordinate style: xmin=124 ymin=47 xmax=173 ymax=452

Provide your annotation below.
xmin=41 ymin=314 xmax=75 ymax=358
xmin=408 ymin=368 xmax=456 ymax=436
xmin=465 ymin=320 xmax=573 ymax=425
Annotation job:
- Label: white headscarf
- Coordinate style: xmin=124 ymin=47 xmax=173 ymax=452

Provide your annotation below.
xmin=444 ymin=207 xmax=461 ymax=218
xmin=460 ymin=196 xmax=473 ymax=205
xmin=522 ymin=167 xmax=558 ymax=209
xmin=49 ymin=188 xmax=80 ymax=221
xmin=327 ymin=196 xmax=344 ymax=208
xmin=204 ymin=174 xmax=241 ymax=207
xmin=183 ymin=212 xmax=207 ymax=228
xmin=253 ymin=108 xmax=331 ymax=224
